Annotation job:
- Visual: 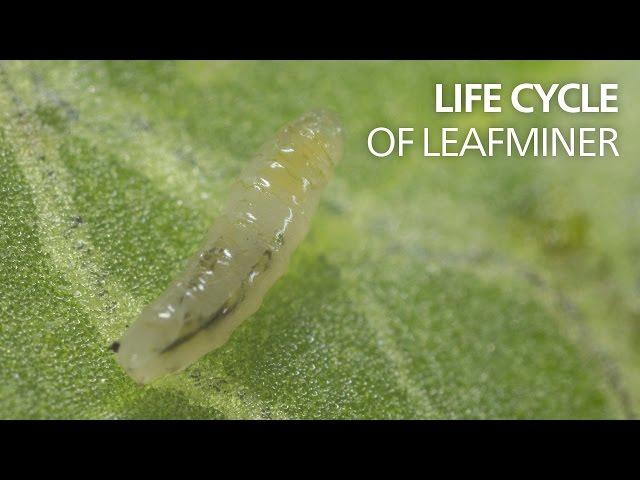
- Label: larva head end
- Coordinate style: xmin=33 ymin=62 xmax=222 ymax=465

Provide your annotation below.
xmin=114 ymin=314 xmax=180 ymax=384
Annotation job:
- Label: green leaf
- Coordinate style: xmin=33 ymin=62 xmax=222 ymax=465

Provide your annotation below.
xmin=1 ymin=60 xmax=638 ymax=418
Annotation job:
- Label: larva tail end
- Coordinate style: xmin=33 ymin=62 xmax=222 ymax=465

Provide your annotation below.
xmin=296 ymin=109 xmax=344 ymax=165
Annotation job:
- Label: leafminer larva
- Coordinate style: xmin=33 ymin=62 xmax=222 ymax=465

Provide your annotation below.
xmin=113 ymin=109 xmax=344 ymax=384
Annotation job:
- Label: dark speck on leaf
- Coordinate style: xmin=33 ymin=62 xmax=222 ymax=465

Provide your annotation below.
xmin=109 ymin=341 xmax=120 ymax=353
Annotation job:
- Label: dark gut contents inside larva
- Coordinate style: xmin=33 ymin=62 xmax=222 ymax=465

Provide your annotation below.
xmin=159 ymin=249 xmax=273 ymax=354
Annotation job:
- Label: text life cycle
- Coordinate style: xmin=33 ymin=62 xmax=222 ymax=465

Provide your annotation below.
xmin=435 ymin=83 xmax=618 ymax=113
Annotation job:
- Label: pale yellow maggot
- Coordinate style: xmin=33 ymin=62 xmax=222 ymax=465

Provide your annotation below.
xmin=113 ymin=110 xmax=344 ymax=384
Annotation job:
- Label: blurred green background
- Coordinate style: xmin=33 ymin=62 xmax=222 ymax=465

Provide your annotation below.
xmin=0 ymin=61 xmax=638 ymax=419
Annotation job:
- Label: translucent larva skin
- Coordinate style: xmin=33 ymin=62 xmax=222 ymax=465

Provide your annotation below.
xmin=115 ymin=110 xmax=344 ymax=384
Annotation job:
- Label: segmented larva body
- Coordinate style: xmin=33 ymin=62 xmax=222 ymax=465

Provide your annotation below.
xmin=114 ymin=110 xmax=343 ymax=384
